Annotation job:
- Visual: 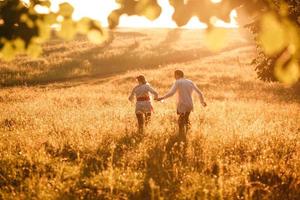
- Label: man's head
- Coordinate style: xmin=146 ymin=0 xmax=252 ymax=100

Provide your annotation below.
xmin=174 ymin=70 xmax=184 ymax=80
xmin=136 ymin=75 xmax=147 ymax=84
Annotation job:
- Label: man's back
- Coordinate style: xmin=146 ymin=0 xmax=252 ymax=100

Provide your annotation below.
xmin=175 ymin=79 xmax=194 ymax=112
xmin=162 ymin=78 xmax=205 ymax=113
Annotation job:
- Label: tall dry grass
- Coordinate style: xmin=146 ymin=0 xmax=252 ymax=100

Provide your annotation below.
xmin=0 ymin=28 xmax=299 ymax=199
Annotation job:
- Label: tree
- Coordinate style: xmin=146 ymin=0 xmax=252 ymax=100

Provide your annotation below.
xmin=1 ymin=0 xmax=300 ymax=84
xmin=0 ymin=0 xmax=106 ymax=59
xmin=245 ymin=0 xmax=300 ymax=84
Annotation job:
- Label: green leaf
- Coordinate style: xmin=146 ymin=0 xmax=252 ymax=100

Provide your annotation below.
xmin=39 ymin=0 xmax=51 ymax=8
xmin=275 ymin=58 xmax=300 ymax=85
xmin=87 ymin=30 xmax=106 ymax=44
xmin=13 ymin=38 xmax=25 ymax=52
xmin=282 ymin=20 xmax=300 ymax=54
xmin=44 ymin=13 xmax=57 ymax=24
xmin=279 ymin=2 xmax=289 ymax=16
xmin=135 ymin=0 xmax=161 ymax=20
xmin=258 ymin=13 xmax=287 ymax=56
xmin=77 ymin=17 xmax=91 ymax=34
xmin=58 ymin=19 xmax=76 ymax=40
xmin=37 ymin=19 xmax=51 ymax=41
xmin=27 ymin=41 xmax=42 ymax=58
xmin=141 ymin=4 xmax=161 ymax=20
xmin=59 ymin=2 xmax=74 ymax=17
xmin=0 ymin=42 xmax=15 ymax=61
xmin=204 ymin=28 xmax=229 ymax=52
xmin=108 ymin=10 xmax=121 ymax=29
xmin=20 ymin=14 xmax=34 ymax=28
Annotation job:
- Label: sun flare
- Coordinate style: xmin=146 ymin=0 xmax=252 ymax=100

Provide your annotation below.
xmin=39 ymin=0 xmax=238 ymax=29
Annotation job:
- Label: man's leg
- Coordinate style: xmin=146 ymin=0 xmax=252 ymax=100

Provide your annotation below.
xmin=184 ymin=112 xmax=191 ymax=133
xmin=178 ymin=113 xmax=186 ymax=137
xmin=136 ymin=113 xmax=144 ymax=134
xmin=178 ymin=112 xmax=191 ymax=140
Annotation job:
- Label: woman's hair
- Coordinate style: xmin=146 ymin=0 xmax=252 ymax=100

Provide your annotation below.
xmin=136 ymin=75 xmax=147 ymax=84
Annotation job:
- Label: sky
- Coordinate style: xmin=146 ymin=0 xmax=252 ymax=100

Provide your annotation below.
xmin=44 ymin=0 xmax=238 ymax=29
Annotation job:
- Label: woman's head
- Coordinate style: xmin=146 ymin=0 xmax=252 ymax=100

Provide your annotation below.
xmin=136 ymin=75 xmax=147 ymax=84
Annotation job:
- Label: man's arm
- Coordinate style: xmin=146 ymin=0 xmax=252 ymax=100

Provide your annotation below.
xmin=192 ymin=83 xmax=207 ymax=107
xmin=158 ymin=82 xmax=177 ymax=101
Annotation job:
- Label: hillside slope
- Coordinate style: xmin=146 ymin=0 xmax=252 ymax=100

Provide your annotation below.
xmin=0 ymin=29 xmax=299 ymax=199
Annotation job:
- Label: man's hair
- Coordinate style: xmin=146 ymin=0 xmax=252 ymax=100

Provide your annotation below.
xmin=174 ymin=70 xmax=184 ymax=78
xmin=136 ymin=75 xmax=147 ymax=84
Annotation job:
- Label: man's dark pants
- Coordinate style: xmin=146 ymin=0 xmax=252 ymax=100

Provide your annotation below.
xmin=177 ymin=111 xmax=191 ymax=139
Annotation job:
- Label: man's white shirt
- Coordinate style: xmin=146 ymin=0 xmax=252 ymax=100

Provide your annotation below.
xmin=162 ymin=78 xmax=205 ymax=113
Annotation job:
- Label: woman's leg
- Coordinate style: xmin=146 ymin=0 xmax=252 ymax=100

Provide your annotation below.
xmin=136 ymin=113 xmax=144 ymax=134
xmin=144 ymin=112 xmax=151 ymax=126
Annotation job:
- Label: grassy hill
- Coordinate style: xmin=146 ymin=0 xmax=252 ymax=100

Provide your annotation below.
xmin=0 ymin=28 xmax=300 ymax=199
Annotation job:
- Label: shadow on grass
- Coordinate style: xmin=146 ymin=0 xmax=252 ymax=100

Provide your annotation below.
xmin=133 ymin=132 xmax=189 ymax=199
xmin=236 ymin=169 xmax=300 ymax=200
xmin=41 ymin=129 xmax=146 ymax=178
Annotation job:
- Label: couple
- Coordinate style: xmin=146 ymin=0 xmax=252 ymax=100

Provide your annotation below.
xmin=129 ymin=70 xmax=207 ymax=135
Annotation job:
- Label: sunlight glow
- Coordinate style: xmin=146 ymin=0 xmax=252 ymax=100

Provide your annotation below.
xmin=22 ymin=0 xmax=30 ymax=5
xmin=34 ymin=5 xmax=50 ymax=14
xmin=184 ymin=17 xmax=208 ymax=29
xmin=213 ymin=10 xmax=238 ymax=28
xmin=118 ymin=0 xmax=177 ymax=28
xmin=46 ymin=0 xmax=238 ymax=29
xmin=211 ymin=0 xmax=222 ymax=4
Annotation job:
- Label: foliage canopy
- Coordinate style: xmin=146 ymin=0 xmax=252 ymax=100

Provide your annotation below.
xmin=0 ymin=0 xmax=300 ymax=84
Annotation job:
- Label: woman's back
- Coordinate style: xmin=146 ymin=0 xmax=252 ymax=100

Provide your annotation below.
xmin=133 ymin=84 xmax=152 ymax=98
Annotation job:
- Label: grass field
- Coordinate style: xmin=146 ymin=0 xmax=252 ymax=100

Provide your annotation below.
xmin=0 ymin=28 xmax=300 ymax=199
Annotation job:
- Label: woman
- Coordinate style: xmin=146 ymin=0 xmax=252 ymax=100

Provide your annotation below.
xmin=128 ymin=75 xmax=158 ymax=134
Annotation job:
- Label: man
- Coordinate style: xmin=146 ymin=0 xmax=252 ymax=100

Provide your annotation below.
xmin=157 ymin=70 xmax=207 ymax=136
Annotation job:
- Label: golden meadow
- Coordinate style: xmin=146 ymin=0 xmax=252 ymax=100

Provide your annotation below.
xmin=0 ymin=29 xmax=299 ymax=199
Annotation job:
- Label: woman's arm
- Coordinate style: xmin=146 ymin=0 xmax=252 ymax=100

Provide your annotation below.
xmin=128 ymin=88 xmax=135 ymax=102
xmin=148 ymin=85 xmax=159 ymax=100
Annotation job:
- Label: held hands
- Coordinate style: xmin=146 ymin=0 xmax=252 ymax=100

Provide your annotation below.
xmin=155 ymin=97 xmax=164 ymax=101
